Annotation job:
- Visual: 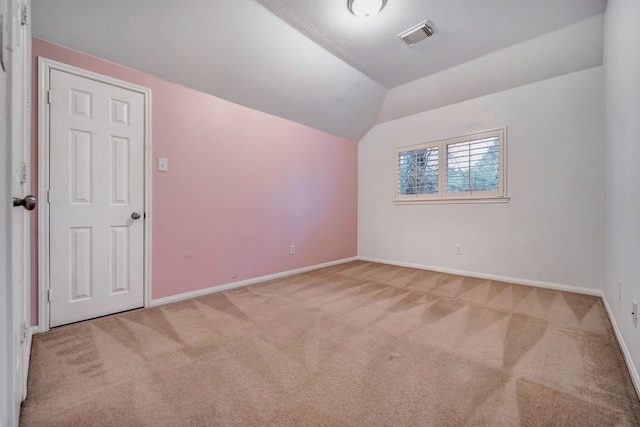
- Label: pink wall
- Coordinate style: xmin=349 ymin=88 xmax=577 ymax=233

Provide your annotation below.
xmin=31 ymin=38 xmax=358 ymax=325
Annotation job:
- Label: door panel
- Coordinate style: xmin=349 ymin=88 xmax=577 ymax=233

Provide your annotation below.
xmin=3 ymin=0 xmax=31 ymax=422
xmin=49 ymin=69 xmax=144 ymax=328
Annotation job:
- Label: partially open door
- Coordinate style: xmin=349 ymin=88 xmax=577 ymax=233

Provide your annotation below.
xmin=1 ymin=0 xmax=32 ymax=425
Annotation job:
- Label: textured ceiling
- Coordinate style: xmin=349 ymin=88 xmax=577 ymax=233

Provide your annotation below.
xmin=31 ymin=0 xmax=607 ymax=140
xmin=255 ymin=0 xmax=607 ymax=88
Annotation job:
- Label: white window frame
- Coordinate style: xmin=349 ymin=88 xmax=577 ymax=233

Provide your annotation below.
xmin=395 ymin=140 xmax=442 ymax=201
xmin=394 ymin=128 xmax=509 ymax=204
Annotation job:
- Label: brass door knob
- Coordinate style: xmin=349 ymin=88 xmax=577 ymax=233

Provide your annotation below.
xmin=131 ymin=212 xmax=141 ymax=220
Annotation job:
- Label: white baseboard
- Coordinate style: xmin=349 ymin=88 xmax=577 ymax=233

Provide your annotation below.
xmin=149 ymin=257 xmax=359 ymax=307
xmin=357 ymin=256 xmax=602 ymax=297
xmin=601 ymin=295 xmax=640 ymax=399
xmin=23 ymin=326 xmax=39 ymax=402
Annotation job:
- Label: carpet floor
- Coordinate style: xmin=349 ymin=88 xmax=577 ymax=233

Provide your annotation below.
xmin=21 ymin=261 xmax=640 ymax=426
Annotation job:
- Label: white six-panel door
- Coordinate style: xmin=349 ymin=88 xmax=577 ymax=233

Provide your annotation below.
xmin=49 ymin=69 xmax=145 ymax=327
xmin=3 ymin=0 xmax=32 ymax=424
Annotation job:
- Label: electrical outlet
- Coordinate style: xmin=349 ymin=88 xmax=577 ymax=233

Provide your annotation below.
xmin=618 ymin=281 xmax=622 ymax=300
xmin=290 ymin=245 xmax=295 ymax=255
xmin=456 ymin=244 xmax=463 ymax=255
xmin=633 ymin=301 xmax=637 ymax=328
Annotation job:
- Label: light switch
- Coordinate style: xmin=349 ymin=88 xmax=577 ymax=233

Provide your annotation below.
xmin=157 ymin=158 xmax=168 ymax=172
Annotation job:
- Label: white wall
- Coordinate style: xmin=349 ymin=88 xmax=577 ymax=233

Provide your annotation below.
xmin=377 ymin=14 xmax=604 ymax=124
xmin=359 ymin=67 xmax=604 ymax=291
xmin=602 ymin=0 xmax=640 ymax=391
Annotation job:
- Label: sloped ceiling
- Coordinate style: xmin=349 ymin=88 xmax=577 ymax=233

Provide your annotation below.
xmin=31 ymin=0 xmax=607 ymax=140
xmin=378 ymin=14 xmax=605 ymax=123
xmin=30 ymin=0 xmax=386 ymax=140
xmin=255 ymin=0 xmax=606 ymax=88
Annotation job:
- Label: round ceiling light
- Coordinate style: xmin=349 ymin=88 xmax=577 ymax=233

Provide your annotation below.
xmin=347 ymin=0 xmax=387 ymax=18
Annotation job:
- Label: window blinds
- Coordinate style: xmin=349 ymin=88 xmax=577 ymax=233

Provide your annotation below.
xmin=446 ymin=137 xmax=499 ymax=194
xmin=397 ymin=146 xmax=439 ymax=196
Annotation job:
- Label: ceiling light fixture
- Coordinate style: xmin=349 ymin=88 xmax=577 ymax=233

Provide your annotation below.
xmin=347 ymin=0 xmax=387 ymax=18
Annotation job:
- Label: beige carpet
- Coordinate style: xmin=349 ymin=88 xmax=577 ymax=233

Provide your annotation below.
xmin=21 ymin=261 xmax=640 ymax=426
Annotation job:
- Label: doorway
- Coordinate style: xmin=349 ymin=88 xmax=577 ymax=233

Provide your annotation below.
xmin=38 ymin=59 xmax=152 ymax=330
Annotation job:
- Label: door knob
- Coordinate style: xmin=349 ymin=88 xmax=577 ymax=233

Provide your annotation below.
xmin=131 ymin=212 xmax=141 ymax=220
xmin=13 ymin=195 xmax=36 ymax=211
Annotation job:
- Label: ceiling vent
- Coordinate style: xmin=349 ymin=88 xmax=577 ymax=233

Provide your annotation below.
xmin=398 ymin=21 xmax=434 ymax=46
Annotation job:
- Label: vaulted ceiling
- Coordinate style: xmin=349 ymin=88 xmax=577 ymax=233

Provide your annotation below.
xmin=31 ymin=0 xmax=607 ymax=140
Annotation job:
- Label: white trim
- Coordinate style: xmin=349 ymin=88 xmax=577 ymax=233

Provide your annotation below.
xmin=23 ymin=325 xmax=37 ymax=396
xmin=394 ymin=197 xmax=510 ymax=205
xmin=149 ymin=257 xmax=358 ymax=307
xmin=24 ymin=326 xmax=37 ymax=385
xmin=601 ymin=295 xmax=640 ymax=399
xmin=143 ymin=86 xmax=153 ymax=310
xmin=37 ymin=57 xmax=49 ymax=333
xmin=37 ymin=57 xmax=152 ymax=332
xmin=357 ymin=256 xmax=602 ymax=296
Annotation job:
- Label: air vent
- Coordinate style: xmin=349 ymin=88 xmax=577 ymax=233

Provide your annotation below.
xmin=398 ymin=21 xmax=434 ymax=46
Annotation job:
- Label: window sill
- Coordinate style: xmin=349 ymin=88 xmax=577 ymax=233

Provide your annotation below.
xmin=393 ymin=197 xmax=510 ymax=205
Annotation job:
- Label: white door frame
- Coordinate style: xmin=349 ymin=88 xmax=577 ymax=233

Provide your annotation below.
xmin=37 ymin=58 xmax=152 ymax=332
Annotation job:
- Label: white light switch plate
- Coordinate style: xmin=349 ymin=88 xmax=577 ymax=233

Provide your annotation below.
xmin=157 ymin=158 xmax=168 ymax=172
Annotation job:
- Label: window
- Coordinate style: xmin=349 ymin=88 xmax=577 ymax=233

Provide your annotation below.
xmin=395 ymin=128 xmax=508 ymax=203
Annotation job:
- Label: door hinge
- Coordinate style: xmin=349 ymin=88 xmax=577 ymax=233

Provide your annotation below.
xmin=47 ymin=189 xmax=51 ymax=204
xmin=21 ymin=321 xmax=30 ymax=342
xmin=19 ymin=162 xmax=28 ymax=184
xmin=47 ymin=289 xmax=51 ymax=302
xmin=47 ymin=90 xmax=53 ymax=104
xmin=20 ymin=4 xmax=29 ymax=26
